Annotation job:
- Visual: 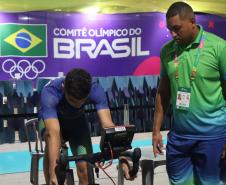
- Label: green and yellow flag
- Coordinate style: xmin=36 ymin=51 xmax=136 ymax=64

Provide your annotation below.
xmin=0 ymin=24 xmax=47 ymax=57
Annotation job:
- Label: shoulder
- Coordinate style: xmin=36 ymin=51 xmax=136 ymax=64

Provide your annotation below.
xmin=41 ymin=77 xmax=64 ymax=100
xmin=90 ymin=80 xmax=104 ymax=95
xmin=44 ymin=77 xmax=65 ymax=88
xmin=204 ymin=30 xmax=226 ymax=47
xmin=203 ymin=31 xmax=226 ymax=58
xmin=87 ymin=79 xmax=109 ymax=109
xmin=87 ymin=79 xmax=106 ymax=102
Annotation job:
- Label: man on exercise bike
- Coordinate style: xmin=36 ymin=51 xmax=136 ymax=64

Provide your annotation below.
xmin=39 ymin=68 xmax=135 ymax=185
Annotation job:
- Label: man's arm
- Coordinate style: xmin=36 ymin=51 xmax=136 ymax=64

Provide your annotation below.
xmin=44 ymin=118 xmax=61 ymax=185
xmin=152 ymin=76 xmax=171 ymax=156
xmin=222 ymin=80 xmax=226 ymax=100
xmin=89 ymin=82 xmax=114 ymax=128
xmin=97 ymin=108 xmax=115 ymax=128
xmin=219 ymin=44 xmax=226 ymax=161
xmin=220 ymin=45 xmax=226 ymax=100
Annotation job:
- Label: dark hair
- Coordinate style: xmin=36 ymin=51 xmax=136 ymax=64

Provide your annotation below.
xmin=64 ymin=68 xmax=92 ymax=99
xmin=166 ymin=1 xmax=194 ymax=20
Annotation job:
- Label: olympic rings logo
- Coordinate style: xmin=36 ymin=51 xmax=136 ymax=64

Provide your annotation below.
xmin=2 ymin=59 xmax=46 ymax=80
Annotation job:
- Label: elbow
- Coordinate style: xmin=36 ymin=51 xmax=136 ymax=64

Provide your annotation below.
xmin=45 ymin=128 xmax=60 ymax=141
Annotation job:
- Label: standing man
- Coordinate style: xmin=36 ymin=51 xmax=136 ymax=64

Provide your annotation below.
xmin=40 ymin=68 xmax=134 ymax=185
xmin=152 ymin=2 xmax=226 ymax=185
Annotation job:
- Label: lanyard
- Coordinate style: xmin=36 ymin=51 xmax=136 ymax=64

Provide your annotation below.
xmin=174 ymin=33 xmax=205 ymax=82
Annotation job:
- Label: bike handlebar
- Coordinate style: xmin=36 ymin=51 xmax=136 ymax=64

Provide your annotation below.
xmin=66 ymin=152 xmax=105 ymax=164
xmin=58 ymin=147 xmax=141 ymax=179
xmin=120 ymin=148 xmax=141 ymax=177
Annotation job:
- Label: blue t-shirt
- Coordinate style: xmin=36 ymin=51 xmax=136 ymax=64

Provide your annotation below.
xmin=39 ymin=77 xmax=109 ymax=120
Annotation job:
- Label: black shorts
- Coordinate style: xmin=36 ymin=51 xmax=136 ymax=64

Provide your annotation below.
xmin=58 ymin=114 xmax=93 ymax=156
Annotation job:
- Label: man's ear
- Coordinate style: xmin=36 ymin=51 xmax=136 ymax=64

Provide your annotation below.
xmin=190 ymin=17 xmax=196 ymax=26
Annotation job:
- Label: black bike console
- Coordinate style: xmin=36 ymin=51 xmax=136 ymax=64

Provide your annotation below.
xmin=100 ymin=125 xmax=135 ymax=158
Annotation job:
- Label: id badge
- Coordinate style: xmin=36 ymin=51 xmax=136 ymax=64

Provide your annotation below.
xmin=176 ymin=87 xmax=191 ymax=111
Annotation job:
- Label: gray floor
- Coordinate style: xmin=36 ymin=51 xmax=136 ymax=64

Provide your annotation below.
xmin=0 ymin=132 xmax=170 ymax=185
xmin=0 ymin=165 xmax=169 ymax=185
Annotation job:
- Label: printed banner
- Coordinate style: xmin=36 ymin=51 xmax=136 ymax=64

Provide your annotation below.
xmin=0 ymin=12 xmax=225 ymax=80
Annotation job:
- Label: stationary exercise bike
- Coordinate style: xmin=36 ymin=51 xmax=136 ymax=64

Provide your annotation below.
xmin=56 ymin=125 xmax=141 ymax=185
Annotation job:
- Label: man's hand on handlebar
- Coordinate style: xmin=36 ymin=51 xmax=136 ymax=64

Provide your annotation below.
xmin=120 ymin=157 xmax=136 ymax=180
xmin=49 ymin=174 xmax=59 ymax=185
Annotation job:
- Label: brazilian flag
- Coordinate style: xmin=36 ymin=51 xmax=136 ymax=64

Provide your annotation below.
xmin=0 ymin=24 xmax=47 ymax=57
